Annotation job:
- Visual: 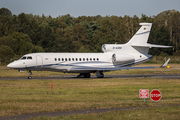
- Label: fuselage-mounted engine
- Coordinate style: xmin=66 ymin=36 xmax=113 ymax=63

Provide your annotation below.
xmin=112 ymin=53 xmax=135 ymax=65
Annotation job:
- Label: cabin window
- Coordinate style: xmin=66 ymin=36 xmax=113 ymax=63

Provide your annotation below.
xmin=83 ymin=58 xmax=85 ymax=61
xmin=93 ymin=58 xmax=95 ymax=61
xmin=69 ymin=58 xmax=71 ymax=61
xmin=65 ymin=58 xmax=67 ymax=61
xmin=55 ymin=58 xmax=57 ymax=61
xmin=76 ymin=58 xmax=78 ymax=61
xmin=79 ymin=58 xmax=81 ymax=61
xmin=90 ymin=58 xmax=92 ymax=61
xmin=20 ymin=56 xmax=26 ymax=60
xmin=72 ymin=58 xmax=74 ymax=61
xmin=62 ymin=58 xmax=64 ymax=61
xmin=86 ymin=58 xmax=88 ymax=61
xmin=97 ymin=58 xmax=99 ymax=61
xmin=27 ymin=56 xmax=32 ymax=60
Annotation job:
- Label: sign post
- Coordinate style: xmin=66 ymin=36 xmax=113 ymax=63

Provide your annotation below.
xmin=139 ymin=89 xmax=149 ymax=102
xmin=150 ymin=89 xmax=162 ymax=102
xmin=51 ymin=83 xmax=53 ymax=90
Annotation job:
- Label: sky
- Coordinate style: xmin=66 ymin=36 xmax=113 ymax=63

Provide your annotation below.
xmin=0 ymin=0 xmax=180 ymax=18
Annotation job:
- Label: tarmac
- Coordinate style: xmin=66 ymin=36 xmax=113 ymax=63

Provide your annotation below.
xmin=0 ymin=74 xmax=180 ymax=80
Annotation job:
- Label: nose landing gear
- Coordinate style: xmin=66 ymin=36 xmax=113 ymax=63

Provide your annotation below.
xmin=28 ymin=70 xmax=33 ymax=79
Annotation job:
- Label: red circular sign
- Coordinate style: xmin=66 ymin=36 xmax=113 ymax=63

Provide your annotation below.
xmin=150 ymin=89 xmax=162 ymax=102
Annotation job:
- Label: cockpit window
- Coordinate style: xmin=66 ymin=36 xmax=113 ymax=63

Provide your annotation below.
xmin=20 ymin=56 xmax=26 ymax=60
xmin=27 ymin=56 xmax=32 ymax=60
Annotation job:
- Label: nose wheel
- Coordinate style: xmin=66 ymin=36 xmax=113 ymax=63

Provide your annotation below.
xmin=28 ymin=70 xmax=33 ymax=79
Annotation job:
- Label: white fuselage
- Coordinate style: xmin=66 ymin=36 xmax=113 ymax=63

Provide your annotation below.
xmin=7 ymin=52 xmax=152 ymax=73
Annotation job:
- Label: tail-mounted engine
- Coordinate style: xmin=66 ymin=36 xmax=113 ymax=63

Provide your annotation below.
xmin=102 ymin=44 xmax=123 ymax=53
xmin=112 ymin=53 xmax=135 ymax=65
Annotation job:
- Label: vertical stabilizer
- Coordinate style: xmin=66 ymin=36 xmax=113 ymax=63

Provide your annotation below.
xmin=127 ymin=23 xmax=152 ymax=45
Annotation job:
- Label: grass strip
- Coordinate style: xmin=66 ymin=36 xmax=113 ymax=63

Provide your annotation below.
xmin=31 ymin=106 xmax=180 ymax=120
xmin=0 ymin=78 xmax=180 ymax=117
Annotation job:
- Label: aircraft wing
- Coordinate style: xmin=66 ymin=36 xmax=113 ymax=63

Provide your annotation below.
xmin=70 ymin=58 xmax=170 ymax=72
xmin=70 ymin=66 xmax=155 ymax=72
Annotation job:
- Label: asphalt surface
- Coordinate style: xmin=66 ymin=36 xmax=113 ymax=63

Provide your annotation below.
xmin=1 ymin=104 xmax=180 ymax=120
xmin=1 ymin=74 xmax=180 ymax=80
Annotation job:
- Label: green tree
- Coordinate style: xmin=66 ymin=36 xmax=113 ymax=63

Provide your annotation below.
xmin=0 ymin=7 xmax=12 ymax=16
xmin=0 ymin=9 xmax=15 ymax=36
xmin=0 ymin=7 xmax=180 ymax=57
xmin=61 ymin=14 xmax=73 ymax=27
xmin=169 ymin=12 xmax=180 ymax=52
xmin=0 ymin=45 xmax=14 ymax=64
xmin=72 ymin=23 xmax=90 ymax=52
xmin=149 ymin=26 xmax=173 ymax=55
xmin=55 ymin=28 xmax=75 ymax=52
xmin=37 ymin=26 xmax=55 ymax=51
xmin=0 ymin=32 xmax=35 ymax=55
xmin=17 ymin=13 xmax=31 ymax=34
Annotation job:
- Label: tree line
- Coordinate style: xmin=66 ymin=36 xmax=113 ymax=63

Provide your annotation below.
xmin=0 ymin=8 xmax=180 ymax=63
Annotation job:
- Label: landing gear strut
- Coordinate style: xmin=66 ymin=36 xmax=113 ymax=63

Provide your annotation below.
xmin=28 ymin=70 xmax=33 ymax=79
xmin=77 ymin=73 xmax=91 ymax=78
xmin=96 ymin=71 xmax=104 ymax=78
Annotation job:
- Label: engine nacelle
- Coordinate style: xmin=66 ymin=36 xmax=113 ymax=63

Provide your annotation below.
xmin=112 ymin=53 xmax=135 ymax=65
xmin=102 ymin=44 xmax=123 ymax=53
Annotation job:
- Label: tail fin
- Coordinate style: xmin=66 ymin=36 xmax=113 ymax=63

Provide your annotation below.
xmin=127 ymin=23 xmax=152 ymax=45
xmin=101 ymin=23 xmax=172 ymax=54
xmin=129 ymin=23 xmax=172 ymax=48
xmin=127 ymin=23 xmax=171 ymax=55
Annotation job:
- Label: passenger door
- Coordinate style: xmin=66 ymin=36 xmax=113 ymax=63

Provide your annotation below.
xmin=36 ymin=55 xmax=43 ymax=68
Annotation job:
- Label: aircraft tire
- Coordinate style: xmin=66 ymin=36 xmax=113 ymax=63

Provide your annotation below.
xmin=84 ymin=73 xmax=91 ymax=78
xmin=96 ymin=72 xmax=104 ymax=78
xmin=97 ymin=75 xmax=104 ymax=78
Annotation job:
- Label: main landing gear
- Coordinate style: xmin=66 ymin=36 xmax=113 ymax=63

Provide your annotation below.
xmin=96 ymin=71 xmax=104 ymax=78
xmin=77 ymin=73 xmax=91 ymax=78
xmin=28 ymin=70 xmax=33 ymax=79
xmin=77 ymin=72 xmax=104 ymax=78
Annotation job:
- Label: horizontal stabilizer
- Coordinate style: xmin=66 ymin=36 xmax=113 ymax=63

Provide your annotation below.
xmin=131 ymin=43 xmax=172 ymax=48
xmin=140 ymin=23 xmax=152 ymax=26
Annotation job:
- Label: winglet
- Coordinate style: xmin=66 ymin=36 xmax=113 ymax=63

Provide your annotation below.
xmin=160 ymin=58 xmax=171 ymax=67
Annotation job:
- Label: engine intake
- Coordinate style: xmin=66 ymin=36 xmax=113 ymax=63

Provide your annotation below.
xmin=112 ymin=53 xmax=135 ymax=65
xmin=102 ymin=44 xmax=123 ymax=53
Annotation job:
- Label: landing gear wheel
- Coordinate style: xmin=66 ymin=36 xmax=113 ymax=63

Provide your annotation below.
xmin=28 ymin=70 xmax=33 ymax=79
xmin=84 ymin=73 xmax=91 ymax=78
xmin=77 ymin=73 xmax=91 ymax=78
xmin=77 ymin=73 xmax=84 ymax=78
xmin=96 ymin=72 xmax=104 ymax=78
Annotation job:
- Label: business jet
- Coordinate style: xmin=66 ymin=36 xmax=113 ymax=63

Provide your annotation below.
xmin=7 ymin=23 xmax=172 ymax=79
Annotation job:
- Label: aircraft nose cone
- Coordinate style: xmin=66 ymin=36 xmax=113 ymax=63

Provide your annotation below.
xmin=7 ymin=61 xmax=26 ymax=69
xmin=7 ymin=63 xmax=13 ymax=68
